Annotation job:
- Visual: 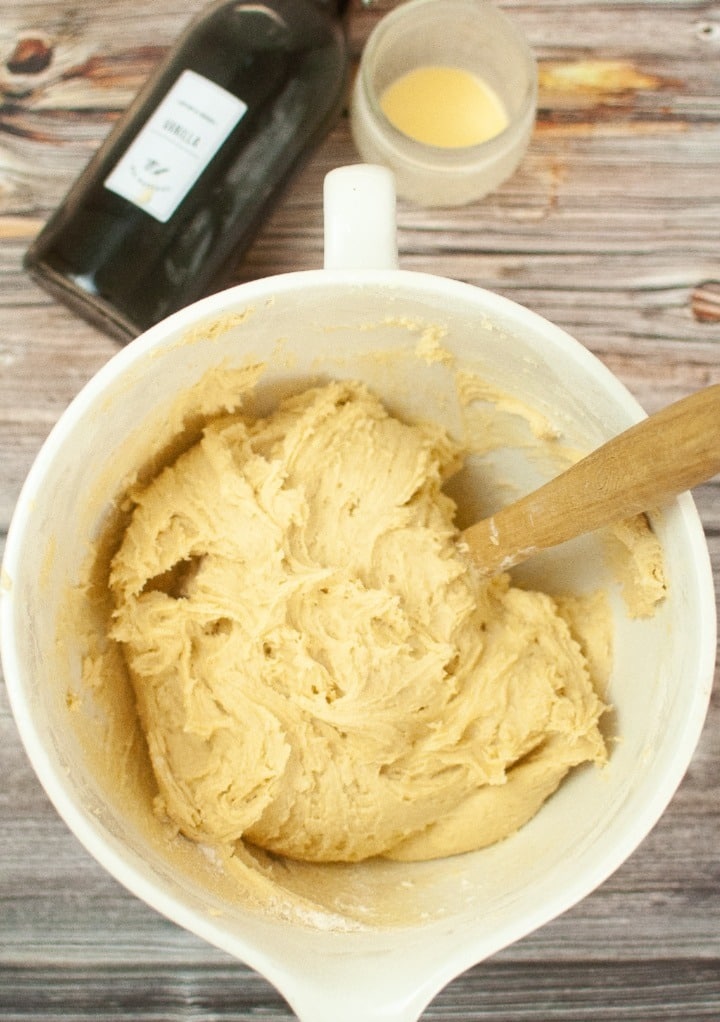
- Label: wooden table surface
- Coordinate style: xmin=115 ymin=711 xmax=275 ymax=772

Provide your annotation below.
xmin=1 ymin=1 xmax=719 ymax=1019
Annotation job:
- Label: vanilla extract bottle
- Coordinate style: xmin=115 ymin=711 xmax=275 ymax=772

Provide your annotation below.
xmin=24 ymin=0 xmax=350 ymax=341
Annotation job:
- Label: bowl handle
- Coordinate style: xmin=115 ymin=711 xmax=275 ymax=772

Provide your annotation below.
xmin=323 ymin=164 xmax=399 ymax=271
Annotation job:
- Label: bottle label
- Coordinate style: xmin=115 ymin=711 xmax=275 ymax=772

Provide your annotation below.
xmin=104 ymin=69 xmax=248 ymax=223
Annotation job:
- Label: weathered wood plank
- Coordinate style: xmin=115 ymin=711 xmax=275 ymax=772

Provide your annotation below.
xmin=0 ymin=960 xmax=719 ymax=1021
xmin=1 ymin=1 xmax=719 ymax=1019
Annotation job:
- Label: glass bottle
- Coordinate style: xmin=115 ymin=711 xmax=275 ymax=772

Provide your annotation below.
xmin=24 ymin=0 xmax=349 ymax=341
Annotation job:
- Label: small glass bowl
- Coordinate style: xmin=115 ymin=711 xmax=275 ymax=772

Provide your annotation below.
xmin=351 ymin=0 xmax=537 ymax=207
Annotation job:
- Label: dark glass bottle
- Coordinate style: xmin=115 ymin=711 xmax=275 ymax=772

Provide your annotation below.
xmin=24 ymin=0 xmax=349 ymax=341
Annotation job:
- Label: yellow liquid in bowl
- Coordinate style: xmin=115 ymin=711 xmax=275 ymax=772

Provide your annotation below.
xmin=380 ymin=65 xmax=509 ymax=149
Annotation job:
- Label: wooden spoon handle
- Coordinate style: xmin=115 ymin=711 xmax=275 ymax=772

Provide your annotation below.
xmin=462 ymin=383 xmax=720 ymax=575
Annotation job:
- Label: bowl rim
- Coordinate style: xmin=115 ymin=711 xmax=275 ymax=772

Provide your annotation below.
xmin=1 ymin=267 xmax=716 ymax=1017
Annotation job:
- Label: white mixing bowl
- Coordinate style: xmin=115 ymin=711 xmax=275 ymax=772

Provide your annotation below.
xmin=2 ymin=166 xmax=716 ymax=1022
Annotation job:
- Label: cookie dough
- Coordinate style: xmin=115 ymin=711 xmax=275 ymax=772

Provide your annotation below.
xmin=109 ymin=380 xmax=607 ymax=863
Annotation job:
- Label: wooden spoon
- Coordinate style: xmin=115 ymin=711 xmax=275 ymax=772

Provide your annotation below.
xmin=462 ymin=383 xmax=720 ymax=576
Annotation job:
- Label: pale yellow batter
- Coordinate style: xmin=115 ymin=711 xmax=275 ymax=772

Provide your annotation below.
xmin=109 ymin=380 xmax=608 ymax=864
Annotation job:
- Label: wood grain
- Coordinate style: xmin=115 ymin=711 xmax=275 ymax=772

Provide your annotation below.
xmin=1 ymin=1 xmax=719 ymax=1019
